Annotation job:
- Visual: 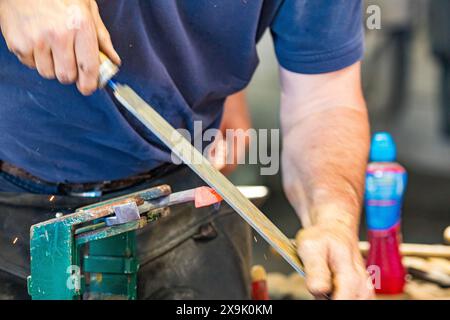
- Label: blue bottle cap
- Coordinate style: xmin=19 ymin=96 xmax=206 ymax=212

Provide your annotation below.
xmin=370 ymin=132 xmax=397 ymax=162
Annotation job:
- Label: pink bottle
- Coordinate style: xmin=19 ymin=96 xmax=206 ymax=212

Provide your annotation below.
xmin=365 ymin=133 xmax=407 ymax=294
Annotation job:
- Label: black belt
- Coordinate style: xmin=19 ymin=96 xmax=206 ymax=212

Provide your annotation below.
xmin=0 ymin=161 xmax=177 ymax=197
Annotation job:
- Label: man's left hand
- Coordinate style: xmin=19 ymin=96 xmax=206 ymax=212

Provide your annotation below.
xmin=296 ymin=217 xmax=375 ymax=300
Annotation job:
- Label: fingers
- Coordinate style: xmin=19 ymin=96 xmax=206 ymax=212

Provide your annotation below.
xmin=208 ymin=138 xmax=228 ymax=171
xmin=74 ymin=16 xmax=99 ymax=96
xmin=329 ymin=246 xmax=358 ymax=299
xmin=356 ymin=265 xmax=376 ymax=299
xmin=50 ymin=30 xmax=78 ymax=84
xmin=34 ymin=43 xmax=55 ymax=79
xmin=15 ymin=49 xmax=35 ymax=69
xmin=90 ymin=0 xmax=121 ymax=66
xmin=352 ymin=251 xmax=375 ymax=299
xmin=333 ymin=269 xmax=374 ymax=300
xmin=296 ymin=230 xmax=333 ymax=297
xmin=297 ymin=227 xmax=375 ymax=300
xmin=329 ymin=244 xmax=374 ymax=300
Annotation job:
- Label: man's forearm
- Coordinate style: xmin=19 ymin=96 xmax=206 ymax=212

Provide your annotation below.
xmin=282 ymin=105 xmax=370 ymax=232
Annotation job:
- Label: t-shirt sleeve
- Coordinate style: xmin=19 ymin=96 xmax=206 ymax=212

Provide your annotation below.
xmin=270 ymin=0 xmax=364 ymax=74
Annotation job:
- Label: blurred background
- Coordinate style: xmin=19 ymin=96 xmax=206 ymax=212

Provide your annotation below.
xmin=227 ymin=0 xmax=450 ymax=275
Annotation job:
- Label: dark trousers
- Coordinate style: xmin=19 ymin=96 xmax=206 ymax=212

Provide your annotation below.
xmin=0 ymin=166 xmax=252 ymax=300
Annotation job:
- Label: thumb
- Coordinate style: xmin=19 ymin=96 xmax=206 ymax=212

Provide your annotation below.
xmin=90 ymin=1 xmax=121 ymax=66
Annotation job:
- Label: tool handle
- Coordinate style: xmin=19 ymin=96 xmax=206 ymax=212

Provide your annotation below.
xmin=99 ymin=52 xmax=119 ymax=88
xmin=251 ymin=265 xmax=269 ymax=300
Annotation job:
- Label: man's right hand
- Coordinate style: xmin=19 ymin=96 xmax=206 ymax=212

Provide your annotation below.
xmin=0 ymin=0 xmax=121 ymax=95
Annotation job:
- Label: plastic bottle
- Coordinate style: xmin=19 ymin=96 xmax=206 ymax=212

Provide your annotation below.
xmin=365 ymin=132 xmax=407 ymax=294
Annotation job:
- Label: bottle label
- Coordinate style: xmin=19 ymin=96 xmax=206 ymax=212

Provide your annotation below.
xmin=365 ymin=163 xmax=407 ymax=230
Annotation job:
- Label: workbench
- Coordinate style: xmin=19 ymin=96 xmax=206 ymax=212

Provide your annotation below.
xmin=266 ymin=256 xmax=450 ymax=300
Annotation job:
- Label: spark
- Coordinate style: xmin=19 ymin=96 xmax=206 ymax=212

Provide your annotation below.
xmin=12 ymin=237 xmax=18 ymax=245
xmin=253 ymin=236 xmax=258 ymax=243
xmin=49 ymin=195 xmax=55 ymax=202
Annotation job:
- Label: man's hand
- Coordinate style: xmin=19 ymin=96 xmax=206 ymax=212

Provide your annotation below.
xmin=209 ymin=91 xmax=252 ymax=175
xmin=295 ymin=208 xmax=374 ymax=299
xmin=0 ymin=0 xmax=121 ymax=95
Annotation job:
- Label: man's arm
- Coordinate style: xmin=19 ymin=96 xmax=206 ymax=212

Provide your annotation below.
xmin=0 ymin=0 xmax=120 ymax=95
xmin=280 ymin=62 xmax=374 ymax=299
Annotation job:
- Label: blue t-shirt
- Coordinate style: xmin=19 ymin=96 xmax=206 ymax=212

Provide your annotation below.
xmin=0 ymin=0 xmax=364 ymax=183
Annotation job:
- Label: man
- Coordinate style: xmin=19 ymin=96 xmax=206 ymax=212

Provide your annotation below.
xmin=0 ymin=0 xmax=373 ymax=299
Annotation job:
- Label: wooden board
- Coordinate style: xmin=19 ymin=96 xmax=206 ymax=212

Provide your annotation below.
xmin=113 ymin=83 xmax=304 ymax=275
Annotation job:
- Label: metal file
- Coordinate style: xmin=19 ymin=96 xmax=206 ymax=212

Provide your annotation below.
xmin=109 ymin=81 xmax=304 ymax=275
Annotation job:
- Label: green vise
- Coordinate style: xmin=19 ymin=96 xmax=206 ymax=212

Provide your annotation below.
xmin=27 ymin=185 xmax=172 ymax=300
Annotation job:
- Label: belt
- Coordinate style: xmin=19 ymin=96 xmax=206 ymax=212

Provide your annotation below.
xmin=0 ymin=161 xmax=176 ymax=197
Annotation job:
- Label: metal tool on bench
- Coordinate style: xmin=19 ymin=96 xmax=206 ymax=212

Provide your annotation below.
xmin=27 ymin=185 xmax=223 ymax=300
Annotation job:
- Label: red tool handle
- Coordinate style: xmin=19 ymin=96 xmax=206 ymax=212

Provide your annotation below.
xmin=251 ymin=265 xmax=269 ymax=300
